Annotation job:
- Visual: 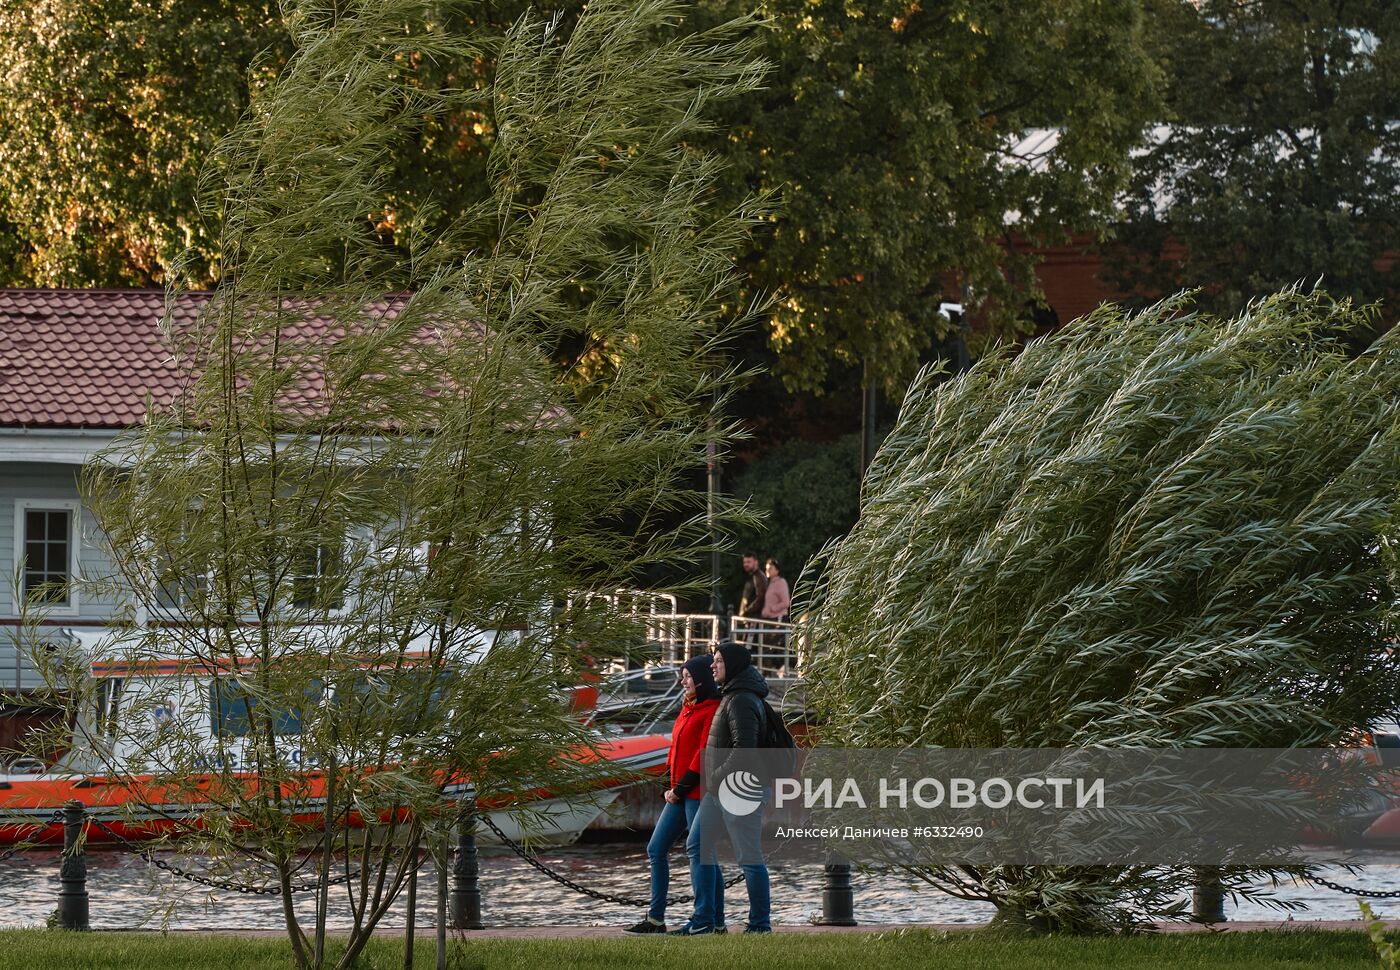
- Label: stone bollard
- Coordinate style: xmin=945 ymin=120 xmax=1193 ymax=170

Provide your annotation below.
xmin=1192 ymin=867 xmax=1226 ymax=924
xmin=818 ymin=859 xmax=856 ymax=926
xmin=57 ymin=800 xmax=89 ymax=931
xmin=449 ymin=812 xmax=484 ymax=930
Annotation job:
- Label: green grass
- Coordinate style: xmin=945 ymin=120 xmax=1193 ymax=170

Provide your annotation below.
xmin=0 ymin=928 xmax=1389 ymax=970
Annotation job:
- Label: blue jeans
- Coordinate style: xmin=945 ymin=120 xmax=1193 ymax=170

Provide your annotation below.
xmin=647 ymin=796 xmax=724 ymax=925
xmin=686 ymin=793 xmax=771 ymax=931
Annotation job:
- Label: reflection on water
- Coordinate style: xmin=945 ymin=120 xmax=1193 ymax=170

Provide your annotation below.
xmin=1 ymin=845 xmax=1398 ymax=930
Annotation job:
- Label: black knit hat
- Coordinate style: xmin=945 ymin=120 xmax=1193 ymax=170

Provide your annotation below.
xmin=715 ymin=640 xmax=753 ymax=680
xmin=682 ymin=654 xmax=720 ymax=701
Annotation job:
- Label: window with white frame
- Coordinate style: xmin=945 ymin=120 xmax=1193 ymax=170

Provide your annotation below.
xmin=291 ymin=540 xmax=345 ymax=611
xmin=15 ymin=500 xmax=79 ymax=611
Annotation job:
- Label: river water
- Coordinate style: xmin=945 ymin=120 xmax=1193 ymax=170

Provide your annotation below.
xmin=3 ymin=844 xmax=1399 ymax=930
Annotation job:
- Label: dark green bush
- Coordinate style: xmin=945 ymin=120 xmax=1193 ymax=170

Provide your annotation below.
xmin=730 ymin=432 xmax=864 ymax=604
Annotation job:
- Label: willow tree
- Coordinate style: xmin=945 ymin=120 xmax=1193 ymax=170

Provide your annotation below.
xmin=55 ymin=0 xmax=765 ymax=966
xmin=803 ymin=289 xmax=1400 ymax=932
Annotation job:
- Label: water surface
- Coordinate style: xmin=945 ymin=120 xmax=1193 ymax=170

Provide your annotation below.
xmin=1 ymin=845 xmax=1394 ymax=930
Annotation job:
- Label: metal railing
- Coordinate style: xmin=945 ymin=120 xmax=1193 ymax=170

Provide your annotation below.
xmin=580 ymin=612 xmax=801 ymax=731
xmin=564 ymin=589 xmax=802 ymax=680
xmin=638 ymin=613 xmax=800 ymax=678
xmin=728 ymin=617 xmax=799 ymax=677
xmin=566 ymin=589 xmax=680 ymax=619
xmin=647 ymin=614 xmax=723 ymax=664
xmin=621 ymin=613 xmax=800 ymax=678
xmin=579 ymin=613 xmax=800 ymax=727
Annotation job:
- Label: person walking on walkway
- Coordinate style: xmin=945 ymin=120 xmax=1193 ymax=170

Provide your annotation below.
xmin=623 ymin=655 xmax=726 ymax=935
xmin=674 ymin=641 xmax=772 ymax=935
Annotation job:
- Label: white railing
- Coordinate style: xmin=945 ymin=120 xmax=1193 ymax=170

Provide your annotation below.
xmin=564 ymin=591 xmax=804 ymax=729
xmin=638 ymin=611 xmax=800 ymax=678
xmin=587 ymin=665 xmax=686 ymax=734
xmin=647 ymin=613 xmax=723 ymax=664
xmin=579 ymin=608 xmax=805 ymax=730
xmin=728 ymin=616 xmax=799 ymax=678
xmin=566 ymin=588 xmax=679 ymax=618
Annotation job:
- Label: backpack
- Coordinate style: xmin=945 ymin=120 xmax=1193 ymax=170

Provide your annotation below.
xmin=762 ymin=700 xmax=799 ymax=778
xmin=763 ymin=700 xmax=796 ymax=749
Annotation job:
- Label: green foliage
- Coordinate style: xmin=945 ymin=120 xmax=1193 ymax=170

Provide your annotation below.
xmin=730 ymin=433 xmax=862 ymax=591
xmin=57 ymin=1 xmax=765 ymax=967
xmin=1111 ymin=1 xmax=1400 ymax=323
xmin=707 ymin=0 xmax=1160 ymax=394
xmin=0 ymin=0 xmax=553 ymax=289
xmin=805 ymin=288 xmax=1400 ymax=930
xmin=0 ymin=1 xmax=292 ymax=285
xmin=1359 ymin=901 xmax=1398 ymax=970
xmin=0 ymin=0 xmax=1160 ymax=404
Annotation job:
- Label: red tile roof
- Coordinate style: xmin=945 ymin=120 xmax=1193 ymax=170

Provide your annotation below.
xmin=0 ymin=289 xmax=207 ymax=429
xmin=0 ymin=289 xmax=432 ymax=429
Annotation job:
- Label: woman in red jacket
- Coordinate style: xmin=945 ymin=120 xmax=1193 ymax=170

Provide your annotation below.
xmin=623 ymin=655 xmax=726 ymax=935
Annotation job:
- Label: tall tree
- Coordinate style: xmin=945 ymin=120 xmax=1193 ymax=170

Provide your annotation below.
xmin=711 ymin=0 xmax=1160 ymax=397
xmin=0 ymin=1 xmax=291 ymax=286
xmin=1109 ymin=0 xmax=1400 ymax=320
xmin=0 ymin=0 xmax=541 ymax=289
xmin=36 ymin=1 xmax=764 ymax=966
xmin=804 ymin=289 xmax=1400 ymax=931
xmin=0 ymin=1 xmax=1161 ymax=410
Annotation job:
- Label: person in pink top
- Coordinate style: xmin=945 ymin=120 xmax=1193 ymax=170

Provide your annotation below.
xmin=761 ymin=559 xmax=790 ymax=621
xmin=761 ymin=559 xmax=793 ymax=670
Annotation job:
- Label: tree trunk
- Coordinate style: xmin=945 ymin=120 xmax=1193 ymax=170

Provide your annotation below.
xmin=403 ymin=849 xmax=418 ymax=970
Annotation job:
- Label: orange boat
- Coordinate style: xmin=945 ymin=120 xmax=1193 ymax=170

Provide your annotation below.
xmin=0 ymin=650 xmax=672 ymax=847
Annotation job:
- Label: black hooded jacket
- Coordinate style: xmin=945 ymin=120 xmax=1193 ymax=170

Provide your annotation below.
xmin=705 ymin=664 xmax=770 ymax=779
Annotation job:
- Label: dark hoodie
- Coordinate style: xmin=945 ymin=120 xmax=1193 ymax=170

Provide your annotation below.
xmin=706 ymin=658 xmax=770 ymax=781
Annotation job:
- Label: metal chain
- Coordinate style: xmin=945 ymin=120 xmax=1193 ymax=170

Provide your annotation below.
xmin=10 ymin=805 xmax=763 ymax=909
xmin=1305 ymin=874 xmax=1400 ymax=899
xmin=0 ymin=810 xmax=67 ymax=864
xmin=84 ymin=815 xmax=362 ymax=896
xmin=476 ymin=811 xmax=745 ymax=908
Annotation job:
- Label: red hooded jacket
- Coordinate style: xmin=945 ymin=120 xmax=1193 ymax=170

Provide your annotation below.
xmin=667 ymin=696 xmax=720 ymax=800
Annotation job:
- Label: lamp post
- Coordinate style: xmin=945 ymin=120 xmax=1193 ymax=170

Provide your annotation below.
xmin=860 ymin=359 xmax=877 ymax=474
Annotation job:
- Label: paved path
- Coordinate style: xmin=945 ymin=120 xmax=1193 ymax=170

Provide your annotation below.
xmin=110 ymin=919 xmax=1400 ymax=938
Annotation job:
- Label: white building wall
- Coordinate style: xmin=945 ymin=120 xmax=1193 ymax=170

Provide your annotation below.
xmin=0 ymin=460 xmax=124 ymax=691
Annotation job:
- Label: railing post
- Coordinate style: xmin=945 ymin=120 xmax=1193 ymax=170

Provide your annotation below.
xmin=1192 ymin=867 xmax=1226 ymax=924
xmin=449 ymin=809 xmax=484 ymax=930
xmin=819 ymin=858 xmax=856 ymax=926
xmin=58 ymin=800 xmax=89 ymax=931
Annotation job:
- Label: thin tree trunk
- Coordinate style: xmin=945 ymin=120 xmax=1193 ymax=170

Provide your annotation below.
xmin=403 ymin=843 xmax=418 ymax=970
xmin=279 ymin=861 xmax=311 ymax=970
xmin=314 ymin=756 xmax=337 ymax=968
xmin=436 ymin=834 xmax=448 ymax=970
xmin=337 ymin=820 xmax=422 ymax=970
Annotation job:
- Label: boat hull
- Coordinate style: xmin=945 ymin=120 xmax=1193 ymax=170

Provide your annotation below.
xmin=0 ymin=732 xmax=669 ymax=848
